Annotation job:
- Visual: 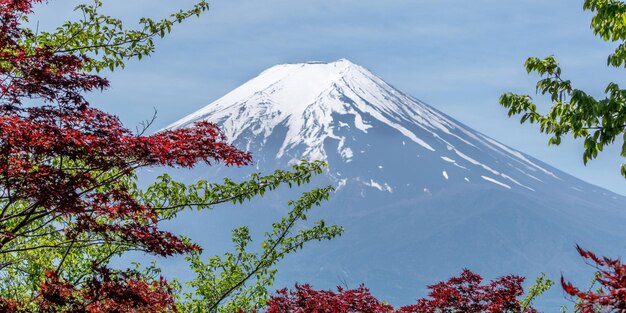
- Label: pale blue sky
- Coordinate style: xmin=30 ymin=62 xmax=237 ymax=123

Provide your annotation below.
xmin=35 ymin=1 xmax=626 ymax=195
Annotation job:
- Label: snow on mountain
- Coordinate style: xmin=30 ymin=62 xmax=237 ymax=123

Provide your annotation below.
xmin=165 ymin=59 xmax=626 ymax=308
xmin=170 ymin=59 xmax=434 ymax=159
xmin=168 ymin=59 xmax=578 ymax=195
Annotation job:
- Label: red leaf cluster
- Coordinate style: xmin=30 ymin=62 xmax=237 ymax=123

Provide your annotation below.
xmin=0 ymin=298 xmax=19 ymax=313
xmin=0 ymin=0 xmax=108 ymax=108
xmin=262 ymin=284 xmax=394 ymax=313
xmin=0 ymin=0 xmax=251 ymax=257
xmin=34 ymin=267 xmax=176 ymax=313
xmin=401 ymin=269 xmax=535 ymax=313
xmin=0 ymin=0 xmax=252 ymax=310
xmin=250 ymin=269 xmax=536 ymax=313
xmin=561 ymin=245 xmax=626 ymax=313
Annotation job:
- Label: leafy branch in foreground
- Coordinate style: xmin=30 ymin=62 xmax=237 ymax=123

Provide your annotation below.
xmin=139 ymin=160 xmax=328 ymax=217
xmin=180 ymin=186 xmax=343 ymax=313
xmin=561 ymin=246 xmax=626 ymax=312
xmin=0 ymin=158 xmax=339 ymax=312
xmin=500 ymin=0 xmax=626 ymax=177
xmin=25 ymin=0 xmax=210 ymax=72
xmin=520 ymin=273 xmax=554 ymax=312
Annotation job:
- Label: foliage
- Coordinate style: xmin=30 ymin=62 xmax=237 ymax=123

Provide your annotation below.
xmin=561 ymin=246 xmax=626 ymax=313
xmin=259 ymin=284 xmax=393 ymax=313
xmin=180 ymin=186 xmax=343 ymax=313
xmin=28 ymin=0 xmax=210 ymax=72
xmin=400 ymin=269 xmax=537 ymax=313
xmin=520 ymin=273 xmax=554 ymax=312
xmin=247 ymin=269 xmax=538 ymax=313
xmin=36 ymin=266 xmax=176 ymax=313
xmin=0 ymin=0 xmax=341 ymax=311
xmin=499 ymin=0 xmax=626 ymax=177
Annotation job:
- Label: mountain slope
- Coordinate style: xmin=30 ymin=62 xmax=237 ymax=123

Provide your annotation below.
xmin=166 ymin=59 xmax=626 ymax=308
xmin=168 ymin=59 xmax=600 ymax=196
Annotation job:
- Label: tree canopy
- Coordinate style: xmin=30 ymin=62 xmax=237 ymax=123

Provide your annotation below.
xmin=500 ymin=0 xmax=626 ymax=177
xmin=0 ymin=1 xmax=341 ymax=311
xmin=246 ymin=270 xmax=540 ymax=313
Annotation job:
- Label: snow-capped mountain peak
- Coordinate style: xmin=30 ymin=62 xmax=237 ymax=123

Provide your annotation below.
xmin=168 ymin=59 xmax=571 ymax=195
xmin=169 ymin=58 xmax=438 ymax=160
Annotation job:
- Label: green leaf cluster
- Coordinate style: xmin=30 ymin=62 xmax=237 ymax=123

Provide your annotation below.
xmin=180 ymin=186 xmax=343 ymax=313
xmin=27 ymin=0 xmax=209 ymax=72
xmin=139 ymin=160 xmax=327 ymax=219
xmin=500 ymin=0 xmax=626 ymax=177
xmin=0 ymin=160 xmax=342 ymax=312
xmin=519 ymin=273 xmax=554 ymax=312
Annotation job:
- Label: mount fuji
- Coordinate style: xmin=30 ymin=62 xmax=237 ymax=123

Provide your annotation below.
xmin=166 ymin=59 xmax=626 ymax=307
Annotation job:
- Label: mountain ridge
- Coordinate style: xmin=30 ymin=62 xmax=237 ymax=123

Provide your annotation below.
xmin=167 ymin=59 xmax=618 ymax=200
xmin=163 ymin=59 xmax=626 ymax=308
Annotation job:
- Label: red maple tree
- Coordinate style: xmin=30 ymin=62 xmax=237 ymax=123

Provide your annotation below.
xmin=254 ymin=270 xmax=537 ymax=313
xmin=37 ymin=267 xmax=177 ymax=313
xmin=261 ymin=284 xmax=394 ymax=313
xmin=0 ymin=0 xmax=250 ymax=311
xmin=561 ymin=246 xmax=626 ymax=313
